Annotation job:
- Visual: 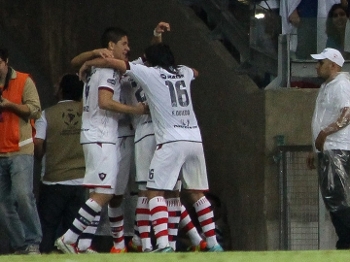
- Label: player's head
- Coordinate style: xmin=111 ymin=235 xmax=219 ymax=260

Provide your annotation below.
xmin=144 ymin=43 xmax=178 ymax=73
xmin=0 ymin=48 xmax=9 ymax=64
xmin=58 ymin=74 xmax=83 ymax=101
xmin=101 ymin=27 xmax=130 ymax=61
xmin=0 ymin=47 xmax=9 ymax=75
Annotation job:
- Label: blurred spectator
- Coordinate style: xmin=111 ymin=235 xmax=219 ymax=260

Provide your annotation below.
xmin=34 ymin=74 xmax=86 ymax=253
xmin=0 ymin=47 xmax=42 ymax=255
xmin=289 ymin=0 xmax=318 ymax=59
xmin=326 ymin=4 xmax=350 ymax=58
xmin=280 ymin=0 xmax=341 ymax=57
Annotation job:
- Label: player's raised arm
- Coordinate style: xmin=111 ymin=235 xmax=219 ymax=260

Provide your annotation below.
xmin=151 ymin=21 xmax=170 ymax=44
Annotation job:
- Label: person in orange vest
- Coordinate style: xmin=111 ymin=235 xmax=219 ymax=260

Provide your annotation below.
xmin=0 ymin=47 xmax=42 ymax=254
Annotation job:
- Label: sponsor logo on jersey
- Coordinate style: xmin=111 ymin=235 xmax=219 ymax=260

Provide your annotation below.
xmin=107 ymin=78 xmax=116 ymax=85
xmin=160 ymin=73 xmax=184 ymax=79
xmin=173 ymin=125 xmax=198 ymax=129
xmin=172 ymin=110 xmax=190 ymax=116
xmin=78 ymin=216 xmax=90 ymax=225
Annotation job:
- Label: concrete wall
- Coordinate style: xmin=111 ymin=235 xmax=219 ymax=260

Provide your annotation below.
xmin=264 ymin=88 xmax=318 ymax=249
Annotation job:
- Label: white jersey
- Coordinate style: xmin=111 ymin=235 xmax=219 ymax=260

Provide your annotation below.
xmin=126 ymin=63 xmax=202 ymax=144
xmin=123 ymin=57 xmax=154 ymax=143
xmin=118 ymin=76 xmax=135 ymax=137
xmin=81 ymin=67 xmax=121 ymax=144
xmin=128 ymin=77 xmax=154 ymax=143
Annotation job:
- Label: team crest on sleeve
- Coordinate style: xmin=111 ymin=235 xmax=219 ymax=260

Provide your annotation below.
xmin=98 ymin=173 xmax=107 ymax=181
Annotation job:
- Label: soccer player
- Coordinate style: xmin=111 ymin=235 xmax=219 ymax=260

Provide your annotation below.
xmin=79 ymin=42 xmax=224 ymax=252
xmin=70 ymin=21 xmax=171 ymax=254
xmin=54 ymin=26 xmax=146 ymax=254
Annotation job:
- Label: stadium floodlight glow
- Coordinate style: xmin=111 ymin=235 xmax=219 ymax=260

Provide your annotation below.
xmin=255 ymin=13 xmax=265 ymax=19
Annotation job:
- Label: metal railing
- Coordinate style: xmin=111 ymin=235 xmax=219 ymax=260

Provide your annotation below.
xmin=278 ymin=145 xmax=319 ymax=250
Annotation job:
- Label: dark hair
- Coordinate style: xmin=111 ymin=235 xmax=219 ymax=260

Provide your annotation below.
xmin=326 ymin=4 xmax=348 ymax=39
xmin=100 ymin=27 xmax=128 ymax=48
xmin=59 ymin=74 xmax=83 ymax=101
xmin=0 ymin=47 xmax=11 ymax=91
xmin=0 ymin=48 xmax=9 ymax=62
xmin=144 ymin=43 xmax=179 ymax=73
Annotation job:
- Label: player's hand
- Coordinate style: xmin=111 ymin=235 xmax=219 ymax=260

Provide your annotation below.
xmin=315 ymin=130 xmax=327 ymax=151
xmin=134 ymin=102 xmax=149 ymax=115
xmin=79 ymin=62 xmax=91 ymax=82
xmin=155 ymin=22 xmax=170 ymax=34
xmin=96 ymin=48 xmax=114 ymax=59
xmin=288 ymin=9 xmax=300 ymax=27
xmin=142 ymin=102 xmax=150 ymax=114
xmin=0 ymin=97 xmax=10 ymax=109
xmin=306 ymin=151 xmax=316 ymax=170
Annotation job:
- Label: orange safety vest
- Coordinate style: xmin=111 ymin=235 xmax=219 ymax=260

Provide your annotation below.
xmin=0 ymin=71 xmax=29 ymax=153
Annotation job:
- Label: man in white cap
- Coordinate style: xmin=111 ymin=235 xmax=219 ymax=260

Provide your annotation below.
xmin=307 ymin=47 xmax=350 ymax=249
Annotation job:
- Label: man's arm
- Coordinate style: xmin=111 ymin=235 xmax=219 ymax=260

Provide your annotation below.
xmin=34 ymin=138 xmax=45 ymax=161
xmin=315 ymin=107 xmax=350 ymax=151
xmin=0 ymin=98 xmax=31 ymax=119
xmin=34 ymin=111 xmax=47 ymax=161
xmin=98 ymin=88 xmax=146 ymax=115
xmin=288 ymin=9 xmax=300 ymax=28
xmin=80 ymin=58 xmax=128 ymax=80
xmin=151 ymin=21 xmax=170 ymax=44
xmin=71 ymin=49 xmax=113 ymax=71
xmin=0 ymin=77 xmax=41 ymax=121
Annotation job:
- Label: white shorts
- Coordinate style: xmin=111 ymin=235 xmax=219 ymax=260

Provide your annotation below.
xmin=147 ymin=141 xmax=209 ymax=191
xmin=83 ymin=143 xmax=119 ymax=194
xmin=114 ymin=136 xmax=135 ymax=195
xmin=135 ymin=135 xmax=156 ymax=183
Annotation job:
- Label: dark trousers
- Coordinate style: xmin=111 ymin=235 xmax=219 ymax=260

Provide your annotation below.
xmin=38 ymin=183 xmax=87 ymax=253
xmin=330 ymin=209 xmax=350 ymax=249
xmin=318 ymin=150 xmax=350 ymax=249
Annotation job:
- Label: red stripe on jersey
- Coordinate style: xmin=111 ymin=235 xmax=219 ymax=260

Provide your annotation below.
xmin=113 ymin=236 xmax=124 ymax=243
xmin=137 ymin=220 xmax=150 ymax=227
xmin=155 ymin=229 xmax=168 ymax=238
xmin=197 ymin=207 xmax=212 ymax=217
xmin=182 ymin=223 xmax=194 ymax=232
xmin=168 ymin=223 xmax=179 ymax=229
xmin=136 ymin=208 xmax=150 ymax=214
xmin=152 ymin=218 xmax=168 ymax=226
xmin=151 ymin=205 xmax=167 ymax=214
xmin=168 ymin=211 xmax=179 ymax=217
xmin=83 ymin=184 xmax=112 ymax=188
xmin=140 ymin=232 xmax=150 ymax=238
xmin=109 ymin=216 xmax=123 ymax=223
xmin=200 ymin=217 xmax=214 ymax=227
xmin=169 ymin=235 xmax=176 ymax=241
xmin=203 ymin=229 xmax=216 ymax=237
xmin=180 ymin=208 xmax=189 ymax=219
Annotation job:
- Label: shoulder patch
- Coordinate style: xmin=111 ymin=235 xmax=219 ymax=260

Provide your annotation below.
xmin=107 ymin=78 xmax=116 ymax=85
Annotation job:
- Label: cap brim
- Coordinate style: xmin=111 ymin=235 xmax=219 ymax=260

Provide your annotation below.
xmin=310 ymin=54 xmax=325 ymax=60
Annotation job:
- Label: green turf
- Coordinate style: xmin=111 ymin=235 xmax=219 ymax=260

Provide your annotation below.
xmin=2 ymin=251 xmax=350 ymax=262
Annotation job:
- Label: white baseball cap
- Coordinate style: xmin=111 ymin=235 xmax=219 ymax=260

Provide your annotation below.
xmin=311 ymin=48 xmax=345 ymax=67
